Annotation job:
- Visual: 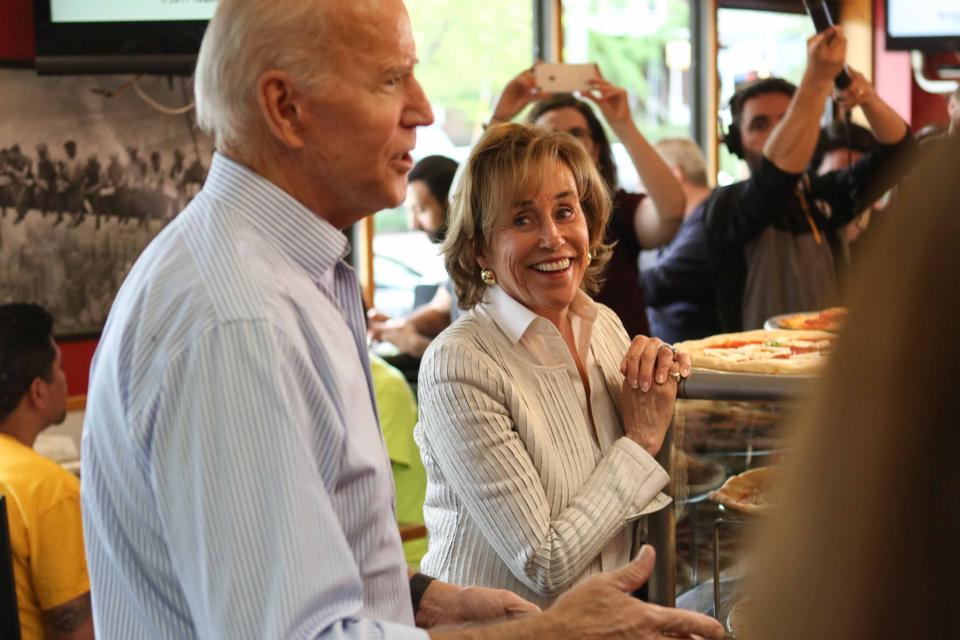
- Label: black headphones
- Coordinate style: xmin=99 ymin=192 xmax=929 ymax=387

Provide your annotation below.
xmin=722 ymin=121 xmax=744 ymax=159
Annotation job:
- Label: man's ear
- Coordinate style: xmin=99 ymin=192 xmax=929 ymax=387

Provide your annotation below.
xmin=26 ymin=376 xmax=48 ymax=413
xmin=256 ymin=70 xmax=307 ymax=150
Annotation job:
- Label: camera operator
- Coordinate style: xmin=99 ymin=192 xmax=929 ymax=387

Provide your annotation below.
xmin=704 ymin=27 xmax=912 ymax=331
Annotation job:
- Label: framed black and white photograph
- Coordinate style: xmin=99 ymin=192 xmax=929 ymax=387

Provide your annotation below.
xmin=0 ymin=67 xmax=213 ymax=337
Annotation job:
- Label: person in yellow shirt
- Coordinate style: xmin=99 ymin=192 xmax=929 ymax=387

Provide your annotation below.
xmin=0 ymin=303 xmax=92 ymax=640
xmin=369 ymin=354 xmax=428 ymax=568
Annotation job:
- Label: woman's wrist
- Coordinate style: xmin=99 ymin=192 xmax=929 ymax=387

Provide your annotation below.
xmin=609 ymin=118 xmax=642 ymax=142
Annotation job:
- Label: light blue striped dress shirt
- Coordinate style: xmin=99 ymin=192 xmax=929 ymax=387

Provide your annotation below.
xmin=81 ymin=153 xmax=427 ymax=640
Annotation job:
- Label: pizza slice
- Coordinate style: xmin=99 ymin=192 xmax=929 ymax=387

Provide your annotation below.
xmin=778 ymin=306 xmax=847 ymax=332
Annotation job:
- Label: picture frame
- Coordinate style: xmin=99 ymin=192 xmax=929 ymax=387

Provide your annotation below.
xmin=0 ymin=65 xmax=213 ymax=337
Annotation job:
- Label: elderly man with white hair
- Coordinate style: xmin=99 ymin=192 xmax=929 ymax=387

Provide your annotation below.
xmin=81 ymin=2 xmax=723 ymax=640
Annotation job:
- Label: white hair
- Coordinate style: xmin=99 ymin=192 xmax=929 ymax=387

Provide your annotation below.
xmin=194 ymin=0 xmax=330 ymax=153
xmin=654 ymin=137 xmax=709 ymax=188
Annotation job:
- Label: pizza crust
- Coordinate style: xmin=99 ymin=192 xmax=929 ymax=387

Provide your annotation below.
xmin=675 ymin=329 xmax=834 ymax=375
xmin=708 ymin=466 xmax=775 ymax=514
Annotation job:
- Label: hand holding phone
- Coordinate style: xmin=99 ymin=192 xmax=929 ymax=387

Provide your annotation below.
xmin=534 ymin=63 xmax=599 ymax=94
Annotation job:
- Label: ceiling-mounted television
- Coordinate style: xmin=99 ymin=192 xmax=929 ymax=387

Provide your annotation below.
xmin=886 ymin=0 xmax=960 ymax=51
xmin=33 ymin=0 xmax=217 ymax=75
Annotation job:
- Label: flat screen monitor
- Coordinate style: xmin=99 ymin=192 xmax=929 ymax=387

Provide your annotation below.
xmin=33 ymin=0 xmax=217 ymax=74
xmin=886 ymin=0 xmax=960 ymax=51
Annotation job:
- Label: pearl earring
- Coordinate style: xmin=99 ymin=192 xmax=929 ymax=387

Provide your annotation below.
xmin=480 ymin=268 xmax=497 ymax=285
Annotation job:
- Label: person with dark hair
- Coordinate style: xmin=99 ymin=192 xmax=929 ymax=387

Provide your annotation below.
xmin=406 ymin=154 xmax=458 ymax=243
xmin=809 ymin=121 xmax=883 ymax=250
xmin=704 ymin=28 xmax=912 ymax=332
xmin=809 ymin=121 xmax=878 ymax=174
xmin=745 ymin=129 xmax=960 ymax=640
xmin=0 ymin=303 xmax=93 ymax=640
xmin=487 ymin=67 xmax=686 ymax=339
xmin=368 ymin=154 xmax=460 ymax=358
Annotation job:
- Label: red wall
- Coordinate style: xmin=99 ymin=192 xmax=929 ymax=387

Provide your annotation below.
xmin=0 ymin=1 xmax=35 ymax=61
xmin=60 ymin=340 xmax=98 ymax=395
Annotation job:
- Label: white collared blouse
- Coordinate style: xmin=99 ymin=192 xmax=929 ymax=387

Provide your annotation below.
xmin=416 ymin=285 xmax=670 ymax=608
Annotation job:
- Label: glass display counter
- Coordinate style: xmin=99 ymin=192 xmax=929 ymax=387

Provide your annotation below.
xmin=648 ymin=371 xmax=815 ymax=637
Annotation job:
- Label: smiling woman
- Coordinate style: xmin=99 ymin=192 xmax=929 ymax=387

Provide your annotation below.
xmin=415 ymin=123 xmax=691 ymax=607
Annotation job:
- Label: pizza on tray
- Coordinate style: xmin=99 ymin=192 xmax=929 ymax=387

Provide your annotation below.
xmin=674 ymin=329 xmax=834 ymax=375
xmin=777 ymin=306 xmax=847 ymax=332
xmin=708 ymin=466 xmax=775 ymax=514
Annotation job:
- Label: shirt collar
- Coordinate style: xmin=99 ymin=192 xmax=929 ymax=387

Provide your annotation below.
xmin=201 ymin=152 xmax=349 ymax=281
xmin=480 ymin=285 xmax=599 ymax=345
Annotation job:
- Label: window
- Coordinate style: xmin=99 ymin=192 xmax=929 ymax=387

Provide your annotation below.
xmin=716 ymin=8 xmax=810 ymax=184
xmin=562 ymin=0 xmax=693 ymax=190
xmin=371 ymin=0 xmax=534 ymax=317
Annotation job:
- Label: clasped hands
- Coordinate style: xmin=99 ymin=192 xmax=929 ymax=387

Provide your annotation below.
xmin=619 ymin=336 xmax=690 ymax=456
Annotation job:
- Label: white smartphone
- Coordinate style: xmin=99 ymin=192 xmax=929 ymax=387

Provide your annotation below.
xmin=534 ymin=63 xmax=598 ymax=93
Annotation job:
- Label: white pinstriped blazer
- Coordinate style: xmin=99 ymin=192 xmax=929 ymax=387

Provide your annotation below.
xmin=415 ymin=292 xmax=670 ymax=608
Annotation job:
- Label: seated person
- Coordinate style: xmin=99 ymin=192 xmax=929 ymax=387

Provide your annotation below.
xmin=416 ymin=123 xmax=689 ymax=607
xmin=368 ymin=155 xmax=460 ymax=358
xmin=641 ymin=137 xmax=719 ymax=343
xmin=703 ymin=28 xmax=913 ymax=331
xmin=488 ymin=66 xmax=686 ymax=338
xmin=369 ymin=354 xmax=427 ymax=568
xmin=0 ymin=303 xmax=93 ymax=640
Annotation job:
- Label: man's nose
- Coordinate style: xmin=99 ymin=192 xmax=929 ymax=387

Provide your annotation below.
xmin=405 ymin=75 xmax=434 ymax=128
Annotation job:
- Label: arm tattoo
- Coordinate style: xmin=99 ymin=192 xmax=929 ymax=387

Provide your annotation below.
xmin=44 ymin=593 xmax=92 ymax=635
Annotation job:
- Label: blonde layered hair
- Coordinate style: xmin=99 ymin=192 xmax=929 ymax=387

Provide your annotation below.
xmin=443 ymin=123 xmax=613 ymax=310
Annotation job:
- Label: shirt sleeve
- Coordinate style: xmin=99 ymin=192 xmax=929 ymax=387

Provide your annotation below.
xmin=810 ymin=131 xmax=916 ymax=229
xmin=703 ymin=157 xmax=801 ymax=252
xmin=149 ymin=320 xmax=424 ymax=640
xmin=32 ymin=489 xmax=90 ymax=611
xmin=641 ymin=206 xmax=713 ymax=307
xmin=417 ymin=338 xmax=669 ymax=600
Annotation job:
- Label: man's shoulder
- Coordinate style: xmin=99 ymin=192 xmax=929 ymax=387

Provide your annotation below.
xmin=705 ymin=179 xmax=748 ymax=207
xmin=116 ymin=195 xmax=302 ymax=330
xmin=0 ymin=444 xmax=80 ymax=516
